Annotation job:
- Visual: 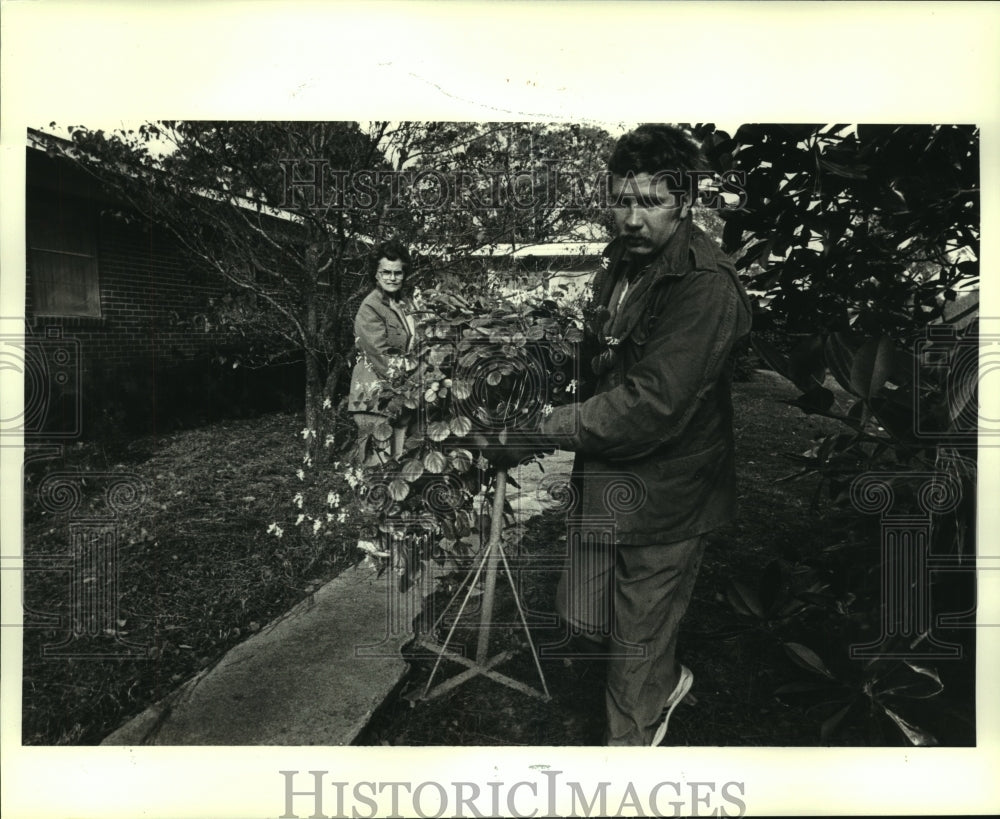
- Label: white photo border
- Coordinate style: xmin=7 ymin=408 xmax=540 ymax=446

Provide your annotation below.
xmin=2 ymin=1 xmax=998 ymax=817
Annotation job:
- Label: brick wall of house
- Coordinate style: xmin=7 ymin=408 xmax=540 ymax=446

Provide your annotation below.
xmin=23 ymin=155 xmax=307 ymax=437
xmin=25 ymin=196 xmax=227 ymax=374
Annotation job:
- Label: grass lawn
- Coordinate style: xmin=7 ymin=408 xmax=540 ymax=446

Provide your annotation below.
xmin=21 ymin=412 xmax=361 ymax=745
xmin=20 ymin=373 xmax=976 ymax=746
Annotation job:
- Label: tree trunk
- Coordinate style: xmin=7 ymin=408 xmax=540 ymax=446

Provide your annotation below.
xmin=304 ymin=354 xmax=319 ymax=456
xmin=303 ymin=296 xmax=322 ymax=459
xmin=322 ymin=365 xmax=342 ymax=452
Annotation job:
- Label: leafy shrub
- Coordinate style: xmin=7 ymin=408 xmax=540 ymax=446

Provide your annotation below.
xmin=75 ymin=351 xmax=305 ymax=441
xmin=296 ymin=272 xmax=583 ymax=593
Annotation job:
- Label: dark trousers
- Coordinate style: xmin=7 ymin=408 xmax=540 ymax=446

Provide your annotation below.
xmin=556 ymin=534 xmax=706 ymax=745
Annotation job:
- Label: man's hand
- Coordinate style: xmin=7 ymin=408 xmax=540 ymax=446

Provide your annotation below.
xmin=489 ymin=445 xmax=542 ymax=470
xmin=485 ymin=427 xmax=556 ymax=470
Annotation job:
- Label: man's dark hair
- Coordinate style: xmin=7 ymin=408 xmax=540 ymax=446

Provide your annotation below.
xmin=608 ymin=124 xmax=707 ymax=177
xmin=372 ymin=238 xmax=412 ymax=277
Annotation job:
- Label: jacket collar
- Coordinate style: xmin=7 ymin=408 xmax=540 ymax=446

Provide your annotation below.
xmin=600 ymin=218 xmax=699 ymax=343
xmin=368 ymin=286 xmax=409 ymax=310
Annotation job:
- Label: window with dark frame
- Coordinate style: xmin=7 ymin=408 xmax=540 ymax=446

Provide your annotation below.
xmin=27 ymin=194 xmax=101 ymax=318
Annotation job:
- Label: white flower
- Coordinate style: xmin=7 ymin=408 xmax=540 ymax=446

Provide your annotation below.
xmin=322 ymin=397 xmax=332 ymax=410
xmin=295 ymin=514 xmax=305 ymax=526
xmin=312 ymin=519 xmax=322 ymax=534
xmin=327 ymin=491 xmax=341 ymax=507
xmin=337 ymin=512 xmax=347 ymax=523
xmin=333 ymin=462 xmax=341 ymax=469
xmin=302 ymin=454 xmax=312 ymax=467
xmin=357 ymin=540 xmax=388 ymax=558
xmin=293 ymin=492 xmax=304 ymax=508
xmin=385 ymin=355 xmax=406 ymax=379
xmin=542 ymin=403 xmax=554 ymax=417
xmin=267 ymin=522 xmax=284 ymax=539
xmin=566 ymin=379 xmax=578 ymax=394
xmin=325 ymin=435 xmax=336 ymax=449
xmin=296 ymin=469 xmax=305 ymax=482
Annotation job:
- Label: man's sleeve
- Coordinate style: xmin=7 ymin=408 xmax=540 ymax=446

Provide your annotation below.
xmin=354 ymin=303 xmax=395 ymax=378
xmin=540 ymin=269 xmax=750 ymax=461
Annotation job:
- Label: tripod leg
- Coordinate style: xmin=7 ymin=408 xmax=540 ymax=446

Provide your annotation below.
xmin=423 ymin=539 xmax=493 ymax=698
xmin=497 ymin=539 xmax=550 ymax=699
xmin=475 ymin=469 xmax=507 ymax=664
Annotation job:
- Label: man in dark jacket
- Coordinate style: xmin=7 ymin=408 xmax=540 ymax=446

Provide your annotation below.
xmin=536 ymin=124 xmax=752 ymax=745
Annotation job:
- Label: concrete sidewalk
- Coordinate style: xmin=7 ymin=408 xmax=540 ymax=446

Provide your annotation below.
xmin=101 ymin=451 xmax=573 ymax=746
xmin=101 ymin=560 xmax=421 ymax=745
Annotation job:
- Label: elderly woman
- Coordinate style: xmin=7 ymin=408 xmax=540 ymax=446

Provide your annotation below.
xmin=348 ymin=239 xmax=418 ymax=463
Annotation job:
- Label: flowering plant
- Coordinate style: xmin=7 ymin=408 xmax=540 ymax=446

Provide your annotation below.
xmin=330 ymin=269 xmax=584 ymax=591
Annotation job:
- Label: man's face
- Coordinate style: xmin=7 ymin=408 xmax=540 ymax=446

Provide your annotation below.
xmin=375 ymin=258 xmax=406 ymax=294
xmin=610 ymin=173 xmax=690 ymax=257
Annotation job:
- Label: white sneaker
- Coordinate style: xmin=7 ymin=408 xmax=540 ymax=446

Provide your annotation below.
xmin=649 ymin=665 xmax=693 ymax=747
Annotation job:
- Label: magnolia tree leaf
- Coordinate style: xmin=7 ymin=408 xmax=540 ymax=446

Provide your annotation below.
xmin=876 ymin=661 xmax=945 ymax=700
xmin=783 ymin=642 xmax=835 ymax=680
xmin=882 ymin=706 xmax=938 ymax=746
xmin=820 ymin=702 xmax=853 ymax=740
xmin=726 ymin=578 xmax=765 ymax=619
xmin=850 ymin=336 xmax=895 ymax=400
